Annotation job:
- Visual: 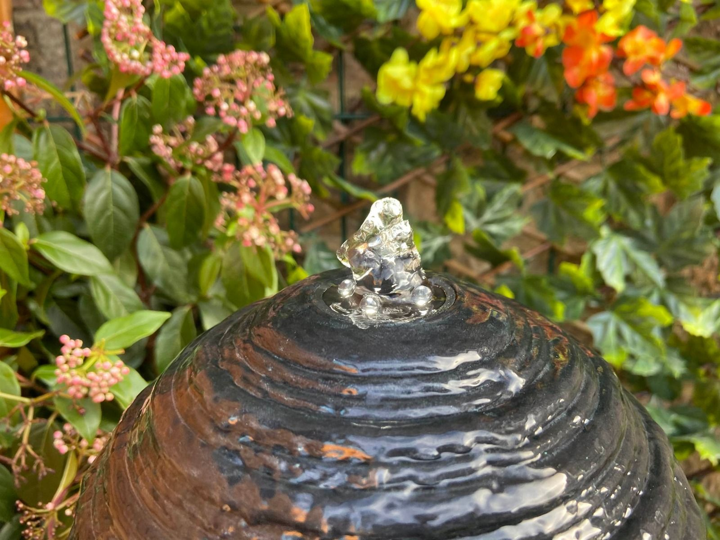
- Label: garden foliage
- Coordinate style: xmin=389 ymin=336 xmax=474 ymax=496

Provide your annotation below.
xmin=0 ymin=0 xmax=718 ymax=537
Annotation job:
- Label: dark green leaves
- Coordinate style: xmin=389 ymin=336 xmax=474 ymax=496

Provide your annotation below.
xmin=84 ymin=169 xmax=140 ymax=260
xmin=510 ymin=121 xmax=591 ymax=161
xmin=137 ymin=226 xmax=194 ymax=303
xmin=0 ymin=228 xmax=29 ymax=286
xmin=119 ymin=95 xmax=152 ymax=157
xmin=165 ymin=176 xmax=206 ymax=249
xmin=154 ymin=306 xmax=197 ymax=374
xmin=151 ymin=75 xmax=193 ymax=128
xmin=90 ymin=274 xmax=143 ymax=320
xmin=650 ymin=127 xmax=710 ymax=200
xmin=532 ymin=181 xmax=605 ymax=243
xmin=33 ymin=231 xmax=113 ymax=276
xmin=33 ymin=125 xmax=85 ymax=210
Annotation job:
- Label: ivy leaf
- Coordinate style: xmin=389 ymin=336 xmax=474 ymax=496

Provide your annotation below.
xmin=33 ymin=231 xmax=113 ymax=276
xmin=414 ymin=221 xmax=453 ymax=269
xmin=286 ymin=85 xmax=334 ymax=140
xmin=677 ymin=114 xmax=720 ymax=159
xmin=678 ymin=300 xmax=720 ymax=338
xmin=165 ymin=176 xmax=206 ymax=250
xmin=500 ymin=274 xmax=565 ymax=321
xmin=510 ymin=121 xmax=590 ymax=161
xmin=531 ymin=180 xmax=605 ymax=243
xmin=119 ymin=95 xmax=152 ymax=157
xmin=680 ymin=435 xmax=720 ymax=466
xmin=0 ymin=228 xmax=30 ymax=286
xmin=54 ymin=397 xmax=101 ymax=444
xmin=154 ymin=305 xmax=197 ymax=374
xmin=650 ymin=127 xmax=710 ymax=199
xmin=683 ymin=37 xmax=720 ymax=89
xmin=137 ymin=226 xmax=194 ymax=303
xmin=238 ymin=14 xmax=276 ymax=51
xmin=464 ymin=185 xmax=526 ymax=245
xmin=436 ymin=157 xmax=470 ymax=234
xmin=42 ymin=0 xmax=87 ymax=24
xmin=268 ymin=4 xmax=333 ymax=84
xmin=33 ymin=125 xmax=85 ymax=210
xmin=163 ymin=0 xmax=235 ymax=56
xmin=301 ymin=236 xmax=340 ymax=275
xmin=84 ymin=169 xmax=140 ymax=261
xmin=94 ymin=310 xmax=171 ymax=350
xmin=587 ymin=297 xmax=673 ymax=374
xmin=591 ymin=229 xmax=664 ymax=292
xmin=90 ymin=274 xmax=144 ymax=320
xmin=466 ymin=229 xmax=524 ymax=269
xmin=595 ymin=156 xmax=663 ymax=229
xmin=633 ymin=199 xmax=713 ymax=272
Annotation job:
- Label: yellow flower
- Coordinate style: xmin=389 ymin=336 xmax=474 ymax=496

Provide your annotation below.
xmin=411 ymin=48 xmax=455 ymax=120
xmin=470 ymin=29 xmax=516 ymax=67
xmin=515 ymin=2 xmax=564 ymax=57
xmin=377 ymin=48 xmax=417 ymax=108
xmin=417 ymin=0 xmax=467 ymax=40
xmin=466 ymin=0 xmax=521 ymax=34
xmin=597 ymin=0 xmax=635 ymax=35
xmin=442 ymin=28 xmax=479 ymax=74
xmin=566 ymin=0 xmax=594 ymax=13
xmin=475 ymin=68 xmax=505 ymax=100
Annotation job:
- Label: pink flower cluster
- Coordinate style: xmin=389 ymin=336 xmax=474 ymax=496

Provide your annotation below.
xmin=150 ymin=117 xmax=224 ymax=177
xmin=0 ymin=21 xmax=30 ymax=91
xmin=54 ymin=335 xmax=130 ymax=403
xmin=53 ymin=423 xmax=107 ymax=464
xmin=102 ymin=0 xmax=189 ymax=78
xmin=0 ymin=153 xmax=46 ymax=216
xmin=193 ymin=50 xmax=291 ymax=132
xmin=215 ymin=163 xmax=313 ymax=255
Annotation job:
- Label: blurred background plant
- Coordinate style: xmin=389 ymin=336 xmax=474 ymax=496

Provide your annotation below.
xmin=0 ymin=0 xmax=718 ymax=537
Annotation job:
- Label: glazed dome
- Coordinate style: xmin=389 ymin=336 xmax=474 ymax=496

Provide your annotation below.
xmin=71 ymin=199 xmax=704 ymax=539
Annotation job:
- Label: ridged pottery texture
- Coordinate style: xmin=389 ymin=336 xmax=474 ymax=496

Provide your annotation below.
xmin=71 ymin=270 xmax=705 ymax=539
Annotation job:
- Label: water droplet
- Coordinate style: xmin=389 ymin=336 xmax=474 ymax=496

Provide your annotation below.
xmin=360 ymin=294 xmax=381 ymax=316
xmin=411 ymin=285 xmax=432 ymax=306
xmin=338 ymin=279 xmax=355 ymax=298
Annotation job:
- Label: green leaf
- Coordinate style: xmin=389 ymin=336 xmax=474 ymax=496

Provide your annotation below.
xmin=33 ymin=231 xmax=113 ymax=276
xmin=678 ymin=300 xmax=720 ymax=338
xmin=90 ymin=274 xmax=143 ymax=320
xmin=591 ymin=230 xmax=664 ymax=292
xmin=301 ymin=236 xmax=340 ymax=275
xmin=0 ymin=329 xmax=44 ymax=348
xmin=436 ymin=157 xmax=470 ymax=230
xmin=0 ymin=516 xmax=22 ymax=540
xmin=0 ymin=120 xmax=17 ymax=155
xmin=33 ymin=125 xmax=86 ymax=210
xmin=0 ymin=465 xmax=17 ymax=522
xmin=683 ymin=37 xmax=720 ymax=89
xmin=20 ymin=71 xmax=85 ymax=135
xmin=464 ymin=185 xmax=526 ymax=245
xmin=119 ymin=95 xmax=152 ymax=157
xmin=531 ymin=181 xmax=605 ymax=243
xmin=155 ymin=306 xmax=197 ymax=374
xmin=0 ymin=361 xmax=21 ymax=420
xmin=126 ymin=156 xmax=165 ymax=202
xmin=682 ymin=435 xmax=720 ymax=466
xmin=111 ymin=366 xmax=148 ymax=409
xmin=221 ymin=243 xmax=268 ymax=308
xmin=587 ymin=297 xmax=673 ymax=374
xmin=239 ymin=13 xmax=276 ymax=51
xmin=163 ymin=0 xmax=235 ymax=57
xmin=84 ymin=169 xmax=140 ymax=260
xmin=677 ymin=114 xmax=720 ymax=159
xmin=0 ymin=229 xmax=29 ymax=286
xmin=137 ymin=226 xmax=194 ymax=303
xmin=322 ymin=174 xmax=378 ymax=201
xmin=374 ymin=0 xmax=412 ymax=21
xmin=237 ymin=128 xmax=265 ymax=165
xmin=54 ymin=397 xmax=101 ymax=443
xmin=269 ymin=4 xmax=333 ymax=84
xmin=94 ymin=310 xmax=171 ymax=350
xmin=313 ymin=0 xmax=377 ymax=31
xmin=651 ymin=127 xmax=710 ymax=199
xmin=197 ymin=253 xmax=222 ymax=297
xmin=597 ymin=156 xmax=663 ymax=228
xmin=151 ymin=75 xmax=192 ymax=127
xmin=467 ymin=229 xmax=523 ymax=269
xmin=500 ymin=274 xmax=565 ymax=321
xmin=510 ymin=121 xmax=589 ymax=161
xmin=43 ymin=0 xmax=87 ymax=23
xmin=263 ymin=144 xmax=295 ymax=174
xmin=240 ymin=245 xmax=277 ymax=290
xmin=165 ymin=176 xmax=206 ymax=250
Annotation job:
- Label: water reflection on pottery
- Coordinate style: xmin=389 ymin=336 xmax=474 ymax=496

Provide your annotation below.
xmin=70 ymin=269 xmax=704 ymax=539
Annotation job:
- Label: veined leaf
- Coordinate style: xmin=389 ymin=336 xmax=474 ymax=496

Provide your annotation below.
xmin=94 ymin=310 xmax=171 ymax=350
xmin=0 ymin=228 xmax=30 ymax=286
xmin=20 ymin=71 xmax=85 ymax=135
xmin=33 ymin=231 xmax=113 ymax=276
xmin=33 ymin=125 xmax=86 ymax=210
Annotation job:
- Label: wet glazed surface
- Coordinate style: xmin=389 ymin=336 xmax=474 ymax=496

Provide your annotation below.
xmin=71 ymin=270 xmax=704 ymax=539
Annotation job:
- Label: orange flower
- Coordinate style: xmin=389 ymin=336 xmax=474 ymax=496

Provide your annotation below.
xmin=617 ymin=25 xmax=682 ymax=75
xmin=515 ymin=3 xmax=564 ymax=58
xmin=624 ymin=68 xmax=685 ymax=116
xmin=562 ymin=11 xmax=614 ymax=88
xmin=671 ymin=94 xmax=712 ymax=118
xmin=575 ymin=72 xmax=617 ymax=118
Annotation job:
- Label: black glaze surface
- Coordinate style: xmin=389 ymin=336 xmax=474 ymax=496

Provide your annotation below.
xmin=71 ymin=269 xmax=705 ymax=539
